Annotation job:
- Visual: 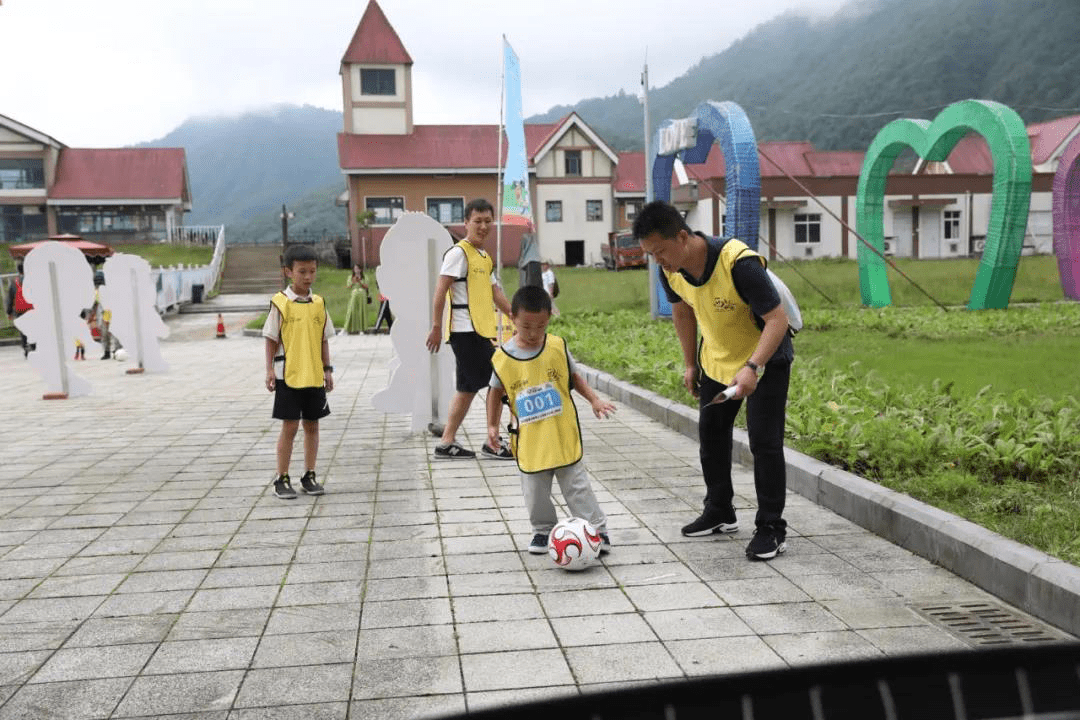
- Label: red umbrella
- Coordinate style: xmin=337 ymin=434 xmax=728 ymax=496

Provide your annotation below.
xmin=8 ymin=234 xmax=115 ymax=263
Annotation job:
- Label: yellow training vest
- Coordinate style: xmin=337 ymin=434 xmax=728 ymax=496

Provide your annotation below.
xmin=270 ymin=292 xmax=326 ymax=388
xmin=492 ymin=335 xmax=583 ymax=473
xmin=445 ymin=240 xmax=497 ymax=340
xmin=665 ymin=239 xmax=764 ymax=385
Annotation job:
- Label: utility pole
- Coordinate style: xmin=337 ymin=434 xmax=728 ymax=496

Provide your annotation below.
xmin=280 ymin=204 xmax=294 ymax=249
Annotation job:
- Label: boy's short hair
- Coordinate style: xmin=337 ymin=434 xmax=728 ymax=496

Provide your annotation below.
xmin=632 ymin=200 xmax=691 ymax=241
xmin=464 ymin=198 xmax=495 ymax=220
xmin=511 ymin=284 xmax=552 ymax=315
xmin=283 ymin=244 xmax=318 ymax=268
xmin=16 ymin=263 xmax=24 ymax=275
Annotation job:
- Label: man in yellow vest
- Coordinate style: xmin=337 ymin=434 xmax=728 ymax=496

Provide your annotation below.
xmin=425 ymin=198 xmax=514 ymax=460
xmin=634 ymin=201 xmax=794 ymax=561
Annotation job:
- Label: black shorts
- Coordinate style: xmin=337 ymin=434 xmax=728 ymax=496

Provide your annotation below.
xmin=273 ymin=381 xmax=330 ymax=421
xmin=448 ymin=331 xmax=496 ymax=393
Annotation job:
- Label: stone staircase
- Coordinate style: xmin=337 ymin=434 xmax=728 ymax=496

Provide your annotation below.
xmin=219 ymin=245 xmax=284 ymax=295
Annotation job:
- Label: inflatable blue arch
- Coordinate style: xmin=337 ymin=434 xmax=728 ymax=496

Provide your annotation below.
xmin=649 ymin=101 xmax=762 ymax=315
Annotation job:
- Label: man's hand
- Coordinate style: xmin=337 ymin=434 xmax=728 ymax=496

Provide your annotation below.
xmin=731 ymin=366 xmax=758 ymax=399
xmin=683 ymin=366 xmax=698 ymax=398
xmin=265 ymin=371 xmax=276 ymax=392
xmin=590 ymin=398 xmax=616 ymax=419
xmin=425 ymin=326 xmax=442 ymax=353
xmin=324 ymin=369 xmax=334 ymax=392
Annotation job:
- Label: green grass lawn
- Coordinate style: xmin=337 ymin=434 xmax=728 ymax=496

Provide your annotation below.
xmin=3 ymin=242 xmax=213 ymax=273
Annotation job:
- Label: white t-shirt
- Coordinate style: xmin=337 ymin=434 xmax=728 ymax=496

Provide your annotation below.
xmin=440 ymin=243 xmax=498 ymax=333
xmin=262 ymin=286 xmax=336 ymax=379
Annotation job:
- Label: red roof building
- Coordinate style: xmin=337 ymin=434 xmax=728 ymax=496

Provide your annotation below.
xmin=0 ymin=113 xmax=191 ymax=246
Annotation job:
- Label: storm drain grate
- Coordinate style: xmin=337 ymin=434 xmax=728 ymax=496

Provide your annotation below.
xmin=912 ymin=600 xmax=1072 ymax=647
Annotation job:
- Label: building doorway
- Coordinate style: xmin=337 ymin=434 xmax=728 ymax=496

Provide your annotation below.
xmin=564 ymin=240 xmax=584 ymax=266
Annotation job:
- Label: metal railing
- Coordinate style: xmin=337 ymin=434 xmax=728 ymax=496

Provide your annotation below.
xmin=167 ymin=225 xmax=221 ymax=246
xmin=152 ymin=225 xmax=227 ymax=311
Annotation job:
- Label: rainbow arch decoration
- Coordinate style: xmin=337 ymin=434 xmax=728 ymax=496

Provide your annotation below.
xmin=1053 ymin=131 xmax=1080 ymax=301
xmin=856 ymin=99 xmax=1032 ymax=309
xmin=649 ymin=101 xmax=761 ymax=316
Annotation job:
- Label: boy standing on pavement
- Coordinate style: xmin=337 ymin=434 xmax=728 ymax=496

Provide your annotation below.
xmin=487 ymin=285 xmax=614 ymax=554
xmin=634 ymin=201 xmax=793 ymax=561
xmin=425 ymin=198 xmax=515 ymax=460
xmin=263 ymin=245 xmax=335 ymax=499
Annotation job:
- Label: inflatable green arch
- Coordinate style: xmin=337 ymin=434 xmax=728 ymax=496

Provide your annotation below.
xmin=856 ymin=100 xmax=1032 ymax=309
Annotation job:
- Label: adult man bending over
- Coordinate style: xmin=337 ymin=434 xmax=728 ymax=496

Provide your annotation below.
xmin=634 ymin=200 xmax=794 ymax=561
xmin=425 ymin=198 xmax=514 ymax=460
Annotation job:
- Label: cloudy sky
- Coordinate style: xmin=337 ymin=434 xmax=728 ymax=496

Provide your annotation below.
xmin=1 ymin=0 xmax=849 ymax=148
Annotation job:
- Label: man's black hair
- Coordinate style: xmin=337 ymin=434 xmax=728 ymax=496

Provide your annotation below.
xmin=283 ymin=244 xmax=318 ymax=268
xmin=16 ymin=263 xmax=24 ymax=275
xmin=632 ymin=200 xmax=691 ymax=241
xmin=511 ymin=284 xmax=552 ymax=315
xmin=464 ymin=198 xmax=495 ymax=220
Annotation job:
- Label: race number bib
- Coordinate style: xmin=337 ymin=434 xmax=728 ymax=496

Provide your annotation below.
xmin=515 ymin=382 xmax=563 ymax=425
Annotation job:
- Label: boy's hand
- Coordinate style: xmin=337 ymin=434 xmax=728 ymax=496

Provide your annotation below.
xmin=265 ymin=371 xmax=276 ymax=392
xmin=425 ymin=326 xmax=441 ymax=353
xmin=590 ymin=398 xmax=616 ymax=419
xmin=324 ymin=369 xmax=334 ymax=392
xmin=486 ymin=427 xmax=500 ymax=450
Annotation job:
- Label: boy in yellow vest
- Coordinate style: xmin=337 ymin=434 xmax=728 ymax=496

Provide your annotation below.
xmin=263 ymin=245 xmax=335 ymax=499
xmin=634 ymin=201 xmax=793 ymax=561
xmin=426 ymin=198 xmax=515 ymax=460
xmin=487 ymin=285 xmax=615 ymax=555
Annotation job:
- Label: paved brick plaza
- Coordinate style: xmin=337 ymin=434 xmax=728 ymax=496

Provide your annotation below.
xmin=0 ymin=318 xmax=1058 ymax=718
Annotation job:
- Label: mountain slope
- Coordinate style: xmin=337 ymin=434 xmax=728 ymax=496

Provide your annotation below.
xmin=529 ymin=0 xmax=1080 ymax=151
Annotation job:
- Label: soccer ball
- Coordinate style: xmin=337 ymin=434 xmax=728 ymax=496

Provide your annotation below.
xmin=114 ymin=348 xmax=129 ymax=361
xmin=548 ymin=517 xmax=601 ymax=571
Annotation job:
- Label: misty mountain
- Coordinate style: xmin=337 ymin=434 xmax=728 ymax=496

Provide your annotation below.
xmin=139 ymin=104 xmax=346 ymax=242
xmin=529 ymin=0 xmax=1080 ymax=151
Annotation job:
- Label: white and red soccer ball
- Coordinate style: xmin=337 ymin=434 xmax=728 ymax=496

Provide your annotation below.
xmin=548 ymin=517 xmax=601 ymax=571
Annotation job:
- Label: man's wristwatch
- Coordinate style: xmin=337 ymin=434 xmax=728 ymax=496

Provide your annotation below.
xmin=744 ymin=360 xmax=763 ymax=377
xmin=323 ymin=365 xmax=334 ymax=372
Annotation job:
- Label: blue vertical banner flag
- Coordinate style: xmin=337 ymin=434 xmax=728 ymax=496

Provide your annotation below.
xmin=501 ymin=38 xmax=533 ymax=228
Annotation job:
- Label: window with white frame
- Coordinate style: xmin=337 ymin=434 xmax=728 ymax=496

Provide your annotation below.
xmin=586 ymin=200 xmax=603 ymax=222
xmin=625 ymin=201 xmax=639 ymax=221
xmin=794 ymin=213 xmax=821 ymax=244
xmin=360 ymin=68 xmax=395 ymax=96
xmin=366 ymin=196 xmax=404 ymax=224
xmin=426 ymin=197 xmax=464 ymax=224
xmin=944 ymin=210 xmax=961 ymax=240
xmin=564 ymin=150 xmax=582 ymax=177
xmin=546 ymin=200 xmax=563 ymax=222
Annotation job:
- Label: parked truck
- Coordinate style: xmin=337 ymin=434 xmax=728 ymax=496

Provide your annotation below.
xmin=602 ymin=231 xmax=647 ymax=270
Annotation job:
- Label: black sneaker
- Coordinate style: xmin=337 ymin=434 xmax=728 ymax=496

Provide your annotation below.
xmin=746 ymin=526 xmax=787 ymax=561
xmin=527 ymin=533 xmax=548 ymax=554
xmin=480 ymin=440 xmax=514 ymax=460
xmin=299 ymin=470 xmax=324 ymax=496
xmin=433 ymin=442 xmax=476 ymax=460
xmin=273 ymin=474 xmax=297 ymax=500
xmin=599 ymin=533 xmax=612 ymax=555
xmin=681 ymin=506 xmax=738 ymax=537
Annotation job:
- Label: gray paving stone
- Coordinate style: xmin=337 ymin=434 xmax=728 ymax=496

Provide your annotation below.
xmin=0 ymin=676 xmax=131 ymax=720
xmin=363 ymin=575 xmax=447 ymax=602
xmin=0 ymin=594 xmax=105 ymax=624
xmin=643 ymin=607 xmax=755 ymax=641
xmin=95 ymin=589 xmax=193 ymax=617
xmin=452 ymin=593 xmax=545 ymax=623
xmin=352 ymin=655 xmax=462 ymax=699
xmin=0 ymin=651 xmax=49 ymax=685
xmin=857 ymin=625 xmax=971 ymax=654
xmin=264 ymin=604 xmax=360 ymax=636
xmin=252 ymin=630 xmax=357 ymax=668
xmin=733 ymin=602 xmax=848 ymax=635
xmin=466 ymin=686 xmax=579 ymax=713
xmin=666 ymin=635 xmax=785 ymax=676
xmin=359 ymin=597 xmax=453 ymax=629
xmin=356 ymin=624 xmax=458 ymax=660
xmin=447 ymin=570 xmax=534 ymax=597
xmin=113 ymin=669 xmax=245 ymax=716
xmin=144 ymin=636 xmax=260 ymax=674
xmin=30 ymin=643 xmax=156 ymax=682
xmin=228 ymin=703 xmax=347 ymax=720
xmin=708 ymin=575 xmax=813 ymax=605
xmin=551 ymin=612 xmax=659 ymax=647
xmin=623 ymin=582 xmax=723 ymax=612
xmin=187 ymin=585 xmax=280 ymax=612
xmin=564 ymin=642 xmax=683 ymax=684
xmin=457 ymin=618 xmax=558 ymax=654
xmin=764 ymin=629 xmax=885 ymax=665
xmin=349 ymin=694 xmax=466 ymax=720
xmin=117 ymin=568 xmax=209 ymax=594
xmin=461 ymin=649 xmax=571 ymax=692
xmin=203 ymin=564 xmax=289 ymax=588
xmin=65 ymin=614 xmax=177 ymax=647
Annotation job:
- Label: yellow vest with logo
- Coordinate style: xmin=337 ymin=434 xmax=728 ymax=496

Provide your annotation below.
xmin=270 ymin=291 xmax=326 ymax=388
xmin=665 ymin=239 xmax=764 ymax=384
xmin=492 ymin=335 xmax=583 ymax=473
xmin=445 ymin=240 xmax=497 ymax=340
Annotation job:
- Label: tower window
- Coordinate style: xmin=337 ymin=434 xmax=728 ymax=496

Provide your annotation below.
xmin=361 ymin=68 xmax=396 ymax=96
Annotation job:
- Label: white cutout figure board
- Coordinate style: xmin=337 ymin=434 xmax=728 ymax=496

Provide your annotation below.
xmin=100 ymin=253 xmax=170 ymax=373
xmin=372 ymin=212 xmax=456 ymax=433
xmin=14 ymin=241 xmax=99 ymax=397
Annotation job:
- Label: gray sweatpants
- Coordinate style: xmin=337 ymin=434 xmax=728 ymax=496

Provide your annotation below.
xmin=521 ymin=460 xmax=606 ymax=534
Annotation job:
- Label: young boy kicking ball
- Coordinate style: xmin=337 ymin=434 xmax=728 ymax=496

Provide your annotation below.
xmin=487 ymin=285 xmax=615 ymax=555
xmin=263 ymin=245 xmax=335 ymax=499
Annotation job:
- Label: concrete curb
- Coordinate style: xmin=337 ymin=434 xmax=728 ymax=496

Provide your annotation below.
xmin=578 ymin=363 xmax=1080 ymax=637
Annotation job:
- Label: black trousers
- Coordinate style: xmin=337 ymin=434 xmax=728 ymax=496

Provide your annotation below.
xmin=698 ymin=361 xmax=791 ymax=530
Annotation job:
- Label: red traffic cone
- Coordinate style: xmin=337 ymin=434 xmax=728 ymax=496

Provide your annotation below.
xmin=215 ymin=313 xmax=226 ymax=339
